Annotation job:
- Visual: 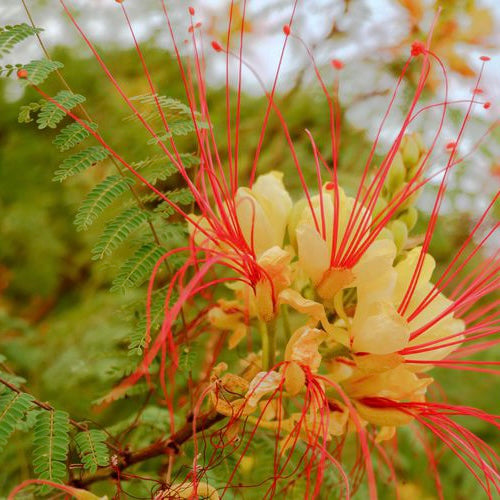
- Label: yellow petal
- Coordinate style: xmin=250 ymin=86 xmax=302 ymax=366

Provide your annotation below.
xmin=355 ymin=401 xmax=414 ymax=427
xmin=246 ymin=371 xmax=282 ymax=407
xmin=351 ymin=301 xmax=410 ymax=354
xmin=285 ymin=327 xmax=327 ymax=372
xmin=284 ymin=361 xmax=306 ymax=396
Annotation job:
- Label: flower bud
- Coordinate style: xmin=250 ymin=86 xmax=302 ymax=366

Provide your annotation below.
xmin=402 ymin=133 xmax=420 ymax=165
xmin=387 ymin=152 xmax=406 ymax=194
xmin=399 ymin=206 xmax=418 ymax=231
xmin=389 ymin=219 xmax=408 ymax=253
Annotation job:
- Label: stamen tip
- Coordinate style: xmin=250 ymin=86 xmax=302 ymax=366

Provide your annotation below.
xmin=331 ymin=59 xmax=344 ymax=70
xmin=16 ymin=68 xmax=28 ymax=79
xmin=480 ymin=55 xmax=491 ymax=62
xmin=211 ymin=41 xmax=223 ymax=52
xmin=283 ymin=24 xmax=291 ymax=36
xmin=483 ymin=102 xmax=491 ymax=109
xmin=411 ymin=41 xmax=426 ymax=57
xmin=189 ymin=6 xmax=195 ymax=16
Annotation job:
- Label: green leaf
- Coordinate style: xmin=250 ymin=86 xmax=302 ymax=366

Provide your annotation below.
xmin=53 ymin=121 xmax=98 ymax=152
xmin=91 ymin=207 xmax=148 ymax=260
xmin=0 ymin=63 xmax=23 ymax=77
xmin=32 ymin=410 xmax=69 ymax=493
xmin=0 ymin=24 xmax=43 ymax=57
xmin=74 ymin=175 xmax=135 ymax=231
xmin=53 ymin=146 xmax=109 ymax=182
xmin=18 ymin=100 xmax=44 ymax=123
xmin=0 ymin=391 xmax=33 ymax=453
xmin=37 ymin=90 xmax=86 ymax=130
xmin=111 ymin=243 xmax=165 ymax=292
xmin=132 ymin=153 xmax=199 ymax=183
xmin=21 ymin=59 xmax=64 ymax=85
xmin=74 ymin=430 xmax=109 ymax=473
xmin=154 ymin=188 xmax=195 ymax=215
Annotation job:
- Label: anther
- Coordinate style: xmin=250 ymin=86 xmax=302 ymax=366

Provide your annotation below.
xmin=16 ymin=69 xmax=28 ymax=79
xmin=283 ymin=25 xmax=291 ymax=36
xmin=411 ymin=41 xmax=426 ymax=57
xmin=211 ymin=41 xmax=223 ymax=52
xmin=331 ymin=59 xmax=344 ymax=70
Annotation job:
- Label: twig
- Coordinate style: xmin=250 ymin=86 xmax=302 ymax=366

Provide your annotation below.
xmin=71 ymin=410 xmax=224 ymax=487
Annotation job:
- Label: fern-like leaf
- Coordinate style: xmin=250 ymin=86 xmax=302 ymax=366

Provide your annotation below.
xmin=18 ymin=100 xmax=44 ymax=124
xmin=132 ymin=153 xmax=198 ymax=184
xmin=0 ymin=24 xmax=43 ymax=56
xmin=74 ymin=430 xmax=109 ymax=473
xmin=52 ymin=121 xmax=98 ymax=152
xmin=37 ymin=90 xmax=86 ymax=130
xmin=53 ymin=146 xmax=109 ymax=182
xmin=21 ymin=59 xmax=64 ymax=85
xmin=75 ymin=175 xmax=135 ymax=231
xmin=32 ymin=410 xmax=69 ymax=493
xmin=91 ymin=207 xmax=148 ymax=260
xmin=147 ymin=120 xmax=208 ymax=144
xmin=111 ymin=243 xmax=165 ymax=292
xmin=0 ymin=391 xmax=33 ymax=453
xmin=155 ymin=188 xmax=195 ymax=215
xmin=0 ymin=63 xmax=23 ymax=77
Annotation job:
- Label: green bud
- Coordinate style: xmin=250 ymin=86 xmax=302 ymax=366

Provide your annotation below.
xmin=377 ymin=227 xmax=394 ymax=242
xmin=389 ymin=219 xmax=408 ymax=253
xmin=373 ymin=197 xmax=388 ymax=218
xmin=387 ymin=151 xmax=406 ymax=194
xmin=402 ymin=134 xmax=420 ymax=166
xmin=399 ymin=206 xmax=418 ymax=231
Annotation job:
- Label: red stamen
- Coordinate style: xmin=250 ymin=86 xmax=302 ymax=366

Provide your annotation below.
xmin=189 ymin=6 xmax=195 ymax=15
xmin=283 ymin=24 xmax=291 ymax=36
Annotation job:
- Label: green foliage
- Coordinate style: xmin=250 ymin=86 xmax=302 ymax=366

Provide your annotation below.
xmin=32 ymin=410 xmax=70 ymax=493
xmin=21 ymin=59 xmax=64 ymax=85
xmin=91 ymin=207 xmax=148 ymax=260
xmin=0 ymin=63 xmax=23 ymax=77
xmin=0 ymin=23 xmax=43 ymax=56
xmin=18 ymin=100 xmax=44 ymax=123
xmin=53 ymin=121 xmax=98 ymax=152
xmin=53 ymin=146 xmax=109 ymax=182
xmin=74 ymin=430 xmax=109 ymax=473
xmin=74 ymin=175 xmax=135 ymax=231
xmin=133 ymin=153 xmax=199 ymax=183
xmin=111 ymin=243 xmax=166 ymax=292
xmin=0 ymin=391 xmax=33 ymax=453
xmin=36 ymin=90 xmax=86 ymax=129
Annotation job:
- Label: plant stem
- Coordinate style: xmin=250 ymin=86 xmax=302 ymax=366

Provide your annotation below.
xmin=260 ymin=318 xmax=277 ymax=371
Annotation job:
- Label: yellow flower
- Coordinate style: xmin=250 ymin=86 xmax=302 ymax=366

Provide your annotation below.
xmin=235 ymin=171 xmax=292 ymax=256
xmin=291 ymin=186 xmax=397 ymax=300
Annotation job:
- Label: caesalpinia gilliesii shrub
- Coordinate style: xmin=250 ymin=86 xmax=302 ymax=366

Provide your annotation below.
xmin=11 ymin=1 xmax=499 ymax=498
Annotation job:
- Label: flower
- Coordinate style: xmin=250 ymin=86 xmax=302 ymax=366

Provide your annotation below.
xmin=36 ymin=2 xmax=500 ymax=498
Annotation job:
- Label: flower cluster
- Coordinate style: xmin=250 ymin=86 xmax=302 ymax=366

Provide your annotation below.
xmin=25 ymin=1 xmax=498 ymax=498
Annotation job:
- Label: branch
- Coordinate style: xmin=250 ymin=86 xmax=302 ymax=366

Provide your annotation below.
xmin=71 ymin=410 xmax=224 ymax=487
